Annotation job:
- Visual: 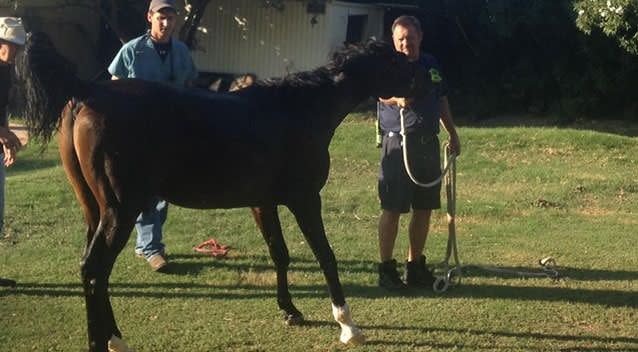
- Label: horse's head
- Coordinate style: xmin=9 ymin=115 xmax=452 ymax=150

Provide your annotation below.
xmin=330 ymin=40 xmax=431 ymax=99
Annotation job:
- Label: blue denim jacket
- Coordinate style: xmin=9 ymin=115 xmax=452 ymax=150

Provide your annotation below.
xmin=108 ymin=33 xmax=198 ymax=86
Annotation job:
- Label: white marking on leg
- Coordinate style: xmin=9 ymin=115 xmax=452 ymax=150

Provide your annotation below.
xmin=331 ymin=303 xmax=366 ymax=345
xmin=108 ymin=335 xmax=135 ymax=352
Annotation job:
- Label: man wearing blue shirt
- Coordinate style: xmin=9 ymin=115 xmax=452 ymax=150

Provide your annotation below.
xmin=377 ymin=15 xmax=461 ymax=290
xmin=108 ymin=0 xmax=198 ymax=272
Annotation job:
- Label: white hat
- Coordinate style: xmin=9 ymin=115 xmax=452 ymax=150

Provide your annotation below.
xmin=0 ymin=17 xmax=26 ymax=46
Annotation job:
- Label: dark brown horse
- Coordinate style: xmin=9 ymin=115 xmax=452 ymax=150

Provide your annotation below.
xmin=19 ymin=33 xmax=429 ymax=351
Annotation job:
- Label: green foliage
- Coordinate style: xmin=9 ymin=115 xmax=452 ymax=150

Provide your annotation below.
xmin=409 ymin=0 xmax=638 ymax=119
xmin=1 ymin=117 xmax=637 ymax=351
xmin=574 ymin=0 xmax=638 ymax=55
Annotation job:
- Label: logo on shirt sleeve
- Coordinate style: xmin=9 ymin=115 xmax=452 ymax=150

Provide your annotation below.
xmin=429 ymin=68 xmax=442 ymax=83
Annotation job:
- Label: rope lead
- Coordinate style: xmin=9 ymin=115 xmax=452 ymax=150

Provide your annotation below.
xmin=398 ymin=108 xmax=561 ymax=293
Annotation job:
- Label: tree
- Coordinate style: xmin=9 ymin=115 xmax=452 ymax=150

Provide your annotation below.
xmin=179 ymin=0 xmax=212 ymax=49
xmin=574 ymin=0 xmax=638 ymax=55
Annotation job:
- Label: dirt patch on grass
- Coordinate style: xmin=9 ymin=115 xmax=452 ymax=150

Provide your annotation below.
xmin=576 ymin=206 xmax=613 ymax=217
xmin=9 ymin=124 xmax=28 ymax=146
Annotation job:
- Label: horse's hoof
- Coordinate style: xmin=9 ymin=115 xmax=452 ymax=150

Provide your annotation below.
xmin=108 ymin=335 xmax=135 ymax=352
xmin=282 ymin=311 xmax=304 ymax=326
xmin=332 ymin=303 xmax=365 ymax=345
xmin=341 ymin=329 xmax=366 ymax=346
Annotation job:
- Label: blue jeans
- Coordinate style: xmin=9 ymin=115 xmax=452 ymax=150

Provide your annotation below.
xmin=135 ymin=198 xmax=167 ymax=259
xmin=0 ymin=155 xmax=5 ymax=233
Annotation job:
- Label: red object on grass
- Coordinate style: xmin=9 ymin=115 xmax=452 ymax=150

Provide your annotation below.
xmin=193 ymin=239 xmax=230 ymax=257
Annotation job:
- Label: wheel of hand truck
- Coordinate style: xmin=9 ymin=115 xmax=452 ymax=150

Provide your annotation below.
xmin=433 ymin=276 xmax=450 ymax=293
xmin=446 ymin=268 xmax=462 ymax=287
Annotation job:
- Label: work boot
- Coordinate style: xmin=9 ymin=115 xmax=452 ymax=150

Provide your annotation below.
xmin=147 ymin=253 xmax=168 ymax=272
xmin=378 ymin=259 xmax=407 ymax=290
xmin=404 ymin=255 xmax=435 ymax=289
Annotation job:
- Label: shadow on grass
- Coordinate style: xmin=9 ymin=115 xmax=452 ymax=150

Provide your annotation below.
xmin=455 ymin=115 xmax=638 ymax=138
xmin=4 ymin=280 xmax=636 ymax=309
xmin=557 ymin=349 xmax=638 ymax=352
xmin=164 ymin=253 xmax=378 ymax=275
xmin=167 ymin=254 xmax=638 ymax=282
xmin=459 ymin=266 xmax=638 ymax=281
xmin=4 ymin=257 xmax=635 ymax=307
xmin=7 ymin=157 xmax=59 ymax=176
xmin=6 ymin=255 xmax=634 ymax=308
xmin=362 ymin=324 xmax=638 ymax=350
xmin=298 ymin=320 xmax=638 ymax=350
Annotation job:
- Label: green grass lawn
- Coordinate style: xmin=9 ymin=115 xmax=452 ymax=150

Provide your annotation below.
xmin=1 ymin=116 xmax=636 ymax=351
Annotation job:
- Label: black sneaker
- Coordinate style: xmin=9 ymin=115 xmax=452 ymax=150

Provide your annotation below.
xmin=378 ymin=259 xmax=407 ymax=290
xmin=404 ymin=255 xmax=435 ymax=289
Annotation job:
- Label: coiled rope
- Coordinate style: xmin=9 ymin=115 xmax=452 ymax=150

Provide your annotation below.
xmin=398 ymin=108 xmax=561 ymax=293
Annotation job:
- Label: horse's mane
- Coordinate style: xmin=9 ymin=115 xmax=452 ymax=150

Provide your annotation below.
xmin=249 ymin=40 xmax=390 ymax=91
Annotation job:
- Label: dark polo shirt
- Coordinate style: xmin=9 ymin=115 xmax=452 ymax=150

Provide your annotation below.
xmin=378 ymin=53 xmax=448 ymax=135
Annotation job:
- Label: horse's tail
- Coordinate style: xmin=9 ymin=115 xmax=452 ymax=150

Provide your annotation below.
xmin=18 ymin=32 xmax=89 ymax=144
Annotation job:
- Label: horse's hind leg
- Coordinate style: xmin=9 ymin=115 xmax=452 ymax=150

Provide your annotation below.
xmin=251 ymin=207 xmax=304 ymax=325
xmin=81 ymin=205 xmax=137 ymax=352
xmin=61 ymin=106 xmax=128 ymax=347
xmin=73 ymin=116 xmax=137 ymax=352
xmin=59 ymin=105 xmax=100 ymax=257
xmin=287 ymin=193 xmax=365 ymax=345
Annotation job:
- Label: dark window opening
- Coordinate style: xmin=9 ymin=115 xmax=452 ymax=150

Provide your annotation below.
xmin=346 ymin=15 xmax=368 ymax=44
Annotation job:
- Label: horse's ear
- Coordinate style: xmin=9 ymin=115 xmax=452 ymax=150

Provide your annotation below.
xmin=364 ymin=38 xmax=390 ymax=54
xmin=330 ymin=42 xmax=358 ymax=68
xmin=363 ymin=38 xmax=377 ymax=50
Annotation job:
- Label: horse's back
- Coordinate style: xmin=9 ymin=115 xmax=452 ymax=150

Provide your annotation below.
xmin=96 ymin=79 xmax=284 ymax=143
xmin=86 ymin=79 xmax=293 ymax=208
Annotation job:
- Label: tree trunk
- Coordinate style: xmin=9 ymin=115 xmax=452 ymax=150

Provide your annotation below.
xmin=179 ymin=0 xmax=212 ymax=49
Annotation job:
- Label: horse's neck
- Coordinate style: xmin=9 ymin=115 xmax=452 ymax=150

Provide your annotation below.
xmin=316 ymin=75 xmax=369 ymax=130
xmin=255 ymin=72 xmax=370 ymax=132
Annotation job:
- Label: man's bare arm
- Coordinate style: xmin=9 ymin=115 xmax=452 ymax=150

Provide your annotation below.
xmin=379 ymin=97 xmax=400 ymax=106
xmin=379 ymin=97 xmax=412 ymax=108
xmin=439 ymin=96 xmax=461 ymax=156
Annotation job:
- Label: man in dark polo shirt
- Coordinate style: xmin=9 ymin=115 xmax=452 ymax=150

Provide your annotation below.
xmin=377 ymin=15 xmax=461 ymax=290
xmin=0 ymin=17 xmax=25 ymax=288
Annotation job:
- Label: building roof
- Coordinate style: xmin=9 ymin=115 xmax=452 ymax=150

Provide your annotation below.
xmin=339 ymin=0 xmax=420 ymax=7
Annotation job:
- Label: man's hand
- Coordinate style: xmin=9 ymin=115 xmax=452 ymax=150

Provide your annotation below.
xmin=0 ymin=129 xmax=22 ymax=167
xmin=3 ymin=144 xmax=16 ymax=167
xmin=396 ymin=98 xmax=416 ymax=108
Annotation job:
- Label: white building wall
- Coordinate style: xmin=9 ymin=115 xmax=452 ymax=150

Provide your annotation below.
xmin=330 ymin=1 xmax=384 ymax=43
xmin=193 ymin=0 xmax=333 ymax=79
xmin=193 ymin=0 xmax=384 ymax=79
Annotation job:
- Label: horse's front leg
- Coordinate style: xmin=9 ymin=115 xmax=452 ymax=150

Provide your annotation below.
xmin=251 ymin=207 xmax=304 ymax=325
xmin=287 ymin=194 xmax=365 ymax=345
